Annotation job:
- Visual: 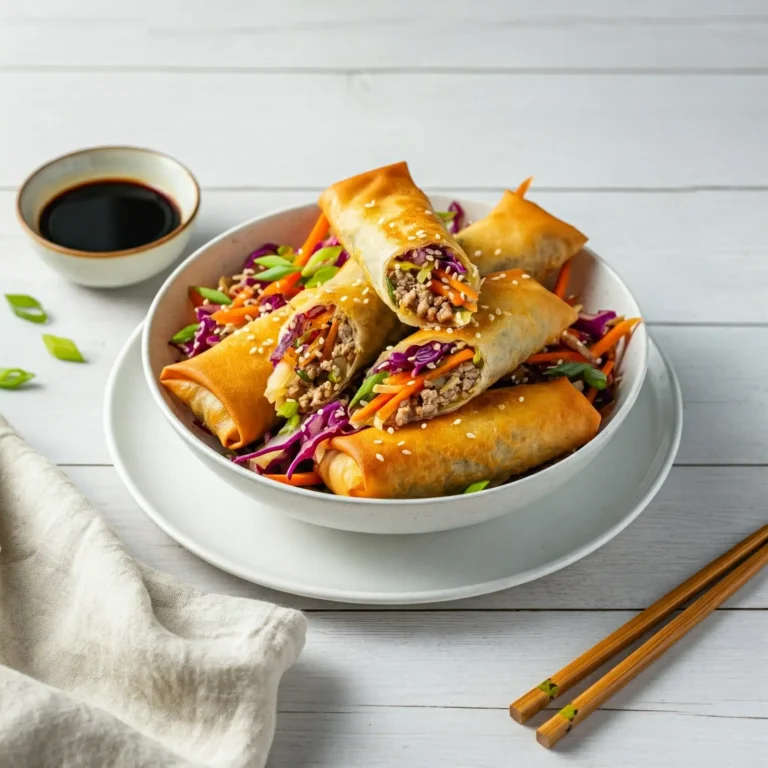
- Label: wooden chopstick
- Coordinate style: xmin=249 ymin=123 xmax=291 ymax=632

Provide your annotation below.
xmin=509 ymin=524 xmax=768 ymax=724
xmin=536 ymin=539 xmax=768 ymax=748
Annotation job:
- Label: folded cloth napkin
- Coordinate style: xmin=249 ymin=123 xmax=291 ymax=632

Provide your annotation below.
xmin=0 ymin=414 xmax=307 ymax=767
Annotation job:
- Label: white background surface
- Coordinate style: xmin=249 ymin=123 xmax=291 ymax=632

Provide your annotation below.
xmin=1 ymin=2 xmax=767 ymax=765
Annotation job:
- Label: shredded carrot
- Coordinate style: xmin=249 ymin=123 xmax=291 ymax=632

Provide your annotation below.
xmin=553 ymin=260 xmax=572 ymax=299
xmin=463 ymin=300 xmax=478 ymax=313
xmin=515 ymin=177 xmax=533 ymax=198
xmin=188 ymin=287 xmax=206 ymax=309
xmin=230 ymin=285 xmax=255 ymax=308
xmin=265 ymin=471 xmax=322 ymax=487
xmin=433 ymin=268 xmax=479 ymax=302
xmin=425 ymin=348 xmax=476 ymax=381
xmin=258 ymin=276 xmax=294 ymax=301
xmin=385 ymin=371 xmax=416 ymax=386
xmin=295 ymin=214 xmax=330 ymax=268
xmin=586 ymin=360 xmax=615 ymax=404
xmin=350 ymin=392 xmax=393 ymax=424
xmin=526 ymin=350 xmax=588 ymax=365
xmin=589 ymin=318 xmax=642 ymax=360
xmin=323 ymin=316 xmax=340 ymax=358
xmin=429 ymin=279 xmax=470 ymax=308
xmin=375 ymin=380 xmax=425 ymax=426
xmin=211 ymin=305 xmax=259 ymax=325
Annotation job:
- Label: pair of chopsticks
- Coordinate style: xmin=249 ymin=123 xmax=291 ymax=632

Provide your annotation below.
xmin=510 ymin=524 xmax=768 ymax=749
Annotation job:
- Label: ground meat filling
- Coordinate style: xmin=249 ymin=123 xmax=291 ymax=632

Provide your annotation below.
xmin=391 ymin=360 xmax=482 ymax=427
xmin=390 ymin=268 xmax=458 ymax=325
xmin=285 ymin=317 xmax=356 ymax=412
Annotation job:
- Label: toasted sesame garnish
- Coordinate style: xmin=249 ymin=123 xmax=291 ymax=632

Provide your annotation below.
xmin=597 ymin=357 xmax=603 ymax=364
xmin=353 ymin=280 xmax=362 ymax=286
xmin=495 ymin=308 xmax=502 ymax=316
xmin=448 ymin=291 xmax=455 ymax=301
xmin=376 ymin=453 xmax=385 ymax=462
xmin=364 ymin=199 xmax=376 ymax=208
xmin=433 ymin=343 xmax=442 ymax=350
xmin=378 ymin=216 xmax=385 ymax=224
xmin=353 ymin=297 xmax=361 ymax=303
xmin=373 ymin=439 xmax=383 ymax=444
xmin=363 ymin=298 xmax=370 ymax=304
xmin=474 ymin=250 xmax=482 ymax=257
xmin=402 ymin=449 xmax=411 ymax=455
xmin=386 ymin=345 xmax=393 ymax=351
xmin=421 ymin=423 xmax=427 ymax=429
xmin=488 ymin=314 xmax=495 ymax=322
xmin=447 ymin=328 xmax=454 ymax=334
xmin=341 ymin=296 xmax=348 ymax=302
xmin=406 ymin=380 xmax=415 ymax=386
xmin=387 ymin=427 xmax=395 ymax=435
xmin=453 ymin=418 xmax=462 ymax=425
xmin=475 ymin=332 xmax=482 ymax=338
xmin=494 ymin=248 xmax=502 ymax=255
xmin=247 ymin=334 xmax=256 ymax=340
xmin=522 ymin=273 xmax=530 ymax=279
xmin=425 ymin=209 xmax=433 ymax=215
xmin=466 ymin=432 xmax=476 ymax=439
xmin=491 ymin=275 xmax=502 ymax=281
xmin=519 ymin=396 xmax=525 ymax=402
xmin=397 ymin=440 xmax=406 ymax=446
xmin=245 ymin=315 xmax=254 ymax=322
xmin=362 ymin=287 xmax=370 ymax=295
xmin=498 ymin=273 xmax=506 ymax=279
xmin=512 ymin=280 xmax=518 ymax=285
xmin=480 ymin=304 xmax=489 ymax=309
xmin=557 ymin=359 xmax=563 ymax=365
xmin=249 ymin=347 xmax=257 ymax=354
xmin=265 ymin=338 xmax=274 ymax=344
xmin=498 ymin=404 xmax=506 ymax=410
xmin=407 ymin=235 xmax=416 ymax=241
xmin=416 ymin=230 xmax=426 ymax=237
xmin=435 ymin=233 xmax=442 ymax=240
xmin=426 ymin=362 xmax=437 ymax=369
xmin=389 ymin=222 xmax=396 ymax=228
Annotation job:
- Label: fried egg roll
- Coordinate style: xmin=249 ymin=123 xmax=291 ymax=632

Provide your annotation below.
xmin=265 ymin=260 xmax=405 ymax=415
xmin=350 ymin=270 xmax=577 ymax=430
xmin=319 ymin=161 xmax=481 ymax=329
xmin=319 ymin=380 xmax=601 ymax=498
xmin=457 ymin=189 xmax=588 ymax=280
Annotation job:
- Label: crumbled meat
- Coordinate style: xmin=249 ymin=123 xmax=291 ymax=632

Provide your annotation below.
xmin=391 ymin=268 xmax=459 ymax=324
xmin=391 ymin=360 xmax=481 ymax=427
xmin=332 ymin=318 xmax=356 ymax=361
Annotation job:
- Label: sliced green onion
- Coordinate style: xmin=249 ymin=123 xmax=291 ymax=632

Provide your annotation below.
xmin=194 ymin=286 xmax=232 ymax=305
xmin=277 ymin=399 xmax=299 ymax=419
xmin=304 ymin=265 xmax=339 ymax=288
xmin=296 ymin=369 xmax=311 ymax=383
xmin=0 ymin=368 xmax=36 ymax=389
xmin=254 ymin=265 xmax=302 ymax=282
xmin=386 ymin=276 xmax=396 ymax=305
xmin=464 ymin=480 xmax=489 ymax=494
xmin=416 ymin=266 xmax=432 ymax=284
xmin=543 ymin=361 xmax=607 ymax=390
xmin=327 ymin=370 xmax=339 ymax=384
xmin=350 ymin=372 xmax=388 ymax=408
xmin=171 ymin=323 xmax=199 ymax=344
xmin=472 ymin=349 xmax=483 ymax=366
xmin=301 ymin=246 xmax=343 ymax=278
xmin=277 ymin=245 xmax=294 ymax=257
xmin=396 ymin=262 xmax=422 ymax=272
xmin=437 ymin=210 xmax=457 ymax=222
xmin=42 ymin=334 xmax=85 ymax=363
xmin=278 ymin=413 xmax=301 ymax=435
xmin=253 ymin=255 xmax=294 ymax=269
xmin=5 ymin=294 xmax=48 ymax=324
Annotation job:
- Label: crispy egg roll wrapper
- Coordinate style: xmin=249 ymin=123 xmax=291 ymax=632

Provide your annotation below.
xmin=365 ymin=269 xmax=577 ymax=426
xmin=457 ymin=190 xmax=588 ymax=280
xmin=319 ymin=161 xmax=480 ymax=328
xmin=320 ymin=380 xmax=601 ymax=498
xmin=266 ymin=260 xmax=405 ymax=410
xmin=160 ymin=306 xmax=293 ymax=450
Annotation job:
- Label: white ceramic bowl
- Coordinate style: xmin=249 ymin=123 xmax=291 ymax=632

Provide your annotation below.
xmin=142 ymin=196 xmax=648 ymax=535
xmin=17 ymin=146 xmax=200 ymax=288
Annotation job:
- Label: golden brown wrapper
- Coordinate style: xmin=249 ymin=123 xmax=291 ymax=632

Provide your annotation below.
xmin=160 ymin=305 xmax=292 ymax=450
xmin=457 ymin=189 xmax=588 ymax=280
xmin=319 ymin=380 xmax=601 ymax=498
xmin=319 ymin=161 xmax=480 ymax=328
xmin=361 ymin=270 xmax=577 ymax=428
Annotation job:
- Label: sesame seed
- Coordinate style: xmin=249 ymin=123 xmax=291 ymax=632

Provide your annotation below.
xmin=466 ymin=432 xmax=476 ymax=439
xmin=522 ymin=273 xmax=531 ymax=279
xmin=407 ymin=380 xmax=415 ymax=386
xmin=407 ymin=236 xmax=416 ymax=241
xmin=557 ymin=359 xmax=563 ymax=365
xmin=402 ymin=449 xmax=411 ymax=455
xmin=353 ymin=297 xmax=361 ymax=303
xmin=476 ymin=332 xmax=482 ymax=338
xmin=378 ymin=216 xmax=385 ymax=224
xmin=257 ymin=347 xmax=264 ymax=354
xmin=480 ymin=304 xmax=488 ymax=309
xmin=353 ymin=280 xmax=362 ymax=286
xmin=265 ymin=338 xmax=274 ymax=344
xmin=364 ymin=199 xmax=376 ymax=208
xmin=491 ymin=276 xmax=502 ymax=281
xmin=249 ymin=346 xmax=257 ymax=354
xmin=245 ymin=315 xmax=254 ymax=322
xmin=362 ymin=287 xmax=370 ymax=295
xmin=474 ymin=250 xmax=482 ymax=256
xmin=499 ymin=273 xmax=506 ymax=279
xmin=597 ymin=357 xmax=603 ymax=364
xmin=495 ymin=308 xmax=502 ymax=316
xmin=498 ymin=404 xmax=506 ymax=410
xmin=447 ymin=328 xmax=454 ymax=334
xmin=363 ymin=298 xmax=370 ymax=304
xmin=375 ymin=453 xmax=384 ymax=462
xmin=426 ymin=362 xmax=437 ymax=369
xmin=435 ymin=234 xmax=442 ymax=240
xmin=397 ymin=440 xmax=405 ymax=446
xmin=488 ymin=314 xmax=496 ymax=322
xmin=416 ymin=230 xmax=426 ymax=237
xmin=389 ymin=222 xmax=396 ymax=228
xmin=512 ymin=280 xmax=518 ymax=285
xmin=453 ymin=418 xmax=462 ymax=425
xmin=448 ymin=291 xmax=455 ymax=301
xmin=359 ymin=400 xmax=368 ymax=408
xmin=373 ymin=439 xmax=383 ymax=444
xmin=421 ymin=423 xmax=427 ymax=429
xmin=519 ymin=396 xmax=525 ymax=403
xmin=387 ymin=427 xmax=395 ymax=435
xmin=386 ymin=345 xmax=394 ymax=351
xmin=425 ymin=209 xmax=433 ymax=215
xmin=341 ymin=296 xmax=348 ymax=302
xmin=494 ymin=248 xmax=502 ymax=255
xmin=247 ymin=334 xmax=256 ymax=340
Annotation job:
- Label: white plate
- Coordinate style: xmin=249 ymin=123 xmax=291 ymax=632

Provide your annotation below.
xmin=105 ymin=325 xmax=682 ymax=605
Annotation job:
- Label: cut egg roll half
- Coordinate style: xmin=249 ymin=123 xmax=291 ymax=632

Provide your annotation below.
xmin=348 ymin=269 xmax=577 ymax=431
xmin=319 ymin=161 xmax=481 ymax=329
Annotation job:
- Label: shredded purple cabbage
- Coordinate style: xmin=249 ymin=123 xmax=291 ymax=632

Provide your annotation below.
xmin=575 ymin=310 xmax=617 ymax=339
xmin=243 ymin=243 xmax=279 ymax=271
xmin=317 ymin=234 xmax=350 ymax=267
xmin=179 ymin=306 xmax=220 ymax=358
xmin=400 ymin=247 xmax=467 ymax=275
xmin=446 ymin=201 xmax=466 ymax=234
xmin=269 ymin=305 xmax=330 ymax=366
xmin=374 ymin=342 xmax=456 ymax=376
xmin=258 ymin=293 xmax=288 ymax=314
xmin=234 ymin=399 xmax=361 ymax=479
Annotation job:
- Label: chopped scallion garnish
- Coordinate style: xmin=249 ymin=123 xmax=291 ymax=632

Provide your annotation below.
xmin=194 ymin=287 xmax=232 ymax=305
xmin=464 ymin=480 xmax=489 ymax=494
xmin=42 ymin=334 xmax=85 ymax=363
xmin=350 ymin=372 xmax=388 ymax=408
xmin=5 ymin=294 xmax=48 ymax=324
xmin=0 ymin=368 xmax=36 ymax=389
xmin=170 ymin=323 xmax=199 ymax=344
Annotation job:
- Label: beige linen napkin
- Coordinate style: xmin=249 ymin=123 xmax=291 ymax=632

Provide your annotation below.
xmin=0 ymin=414 xmax=307 ymax=767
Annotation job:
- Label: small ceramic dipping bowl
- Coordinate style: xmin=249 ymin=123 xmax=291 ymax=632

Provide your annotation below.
xmin=16 ymin=146 xmax=200 ymax=288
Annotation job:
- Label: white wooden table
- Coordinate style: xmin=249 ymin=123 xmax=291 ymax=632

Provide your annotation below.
xmin=2 ymin=2 xmax=768 ymax=764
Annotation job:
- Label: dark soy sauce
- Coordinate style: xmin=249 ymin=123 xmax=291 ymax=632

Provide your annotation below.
xmin=39 ymin=179 xmax=181 ymax=253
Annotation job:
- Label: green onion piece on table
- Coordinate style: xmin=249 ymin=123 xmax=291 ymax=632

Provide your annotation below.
xmin=5 ymin=294 xmax=48 ymax=324
xmin=42 ymin=334 xmax=86 ymax=363
xmin=0 ymin=368 xmax=36 ymax=389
